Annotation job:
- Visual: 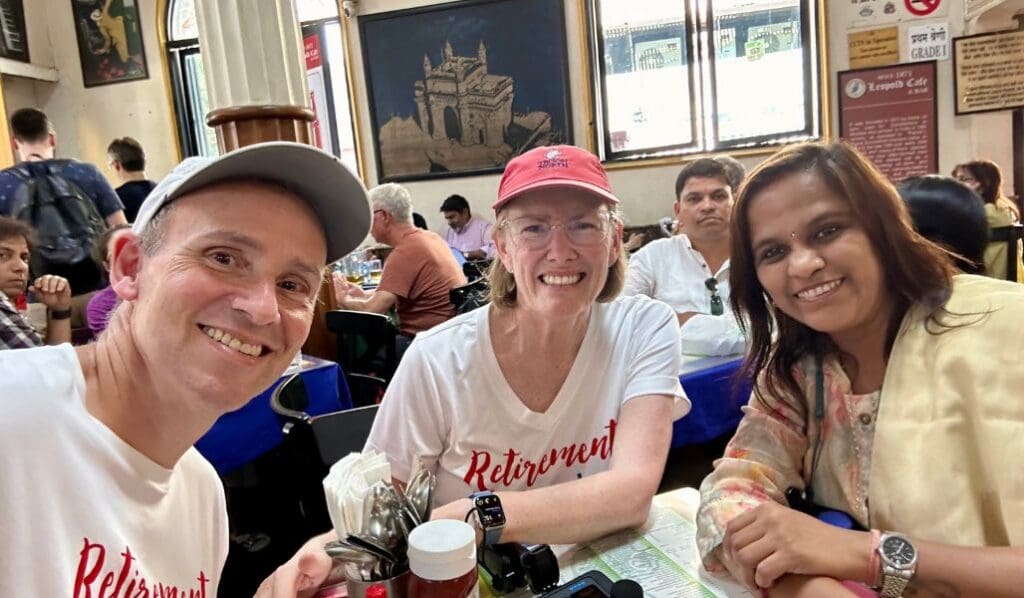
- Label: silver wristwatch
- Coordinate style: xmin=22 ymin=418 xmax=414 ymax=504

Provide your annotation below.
xmin=877 ymin=532 xmax=918 ymax=597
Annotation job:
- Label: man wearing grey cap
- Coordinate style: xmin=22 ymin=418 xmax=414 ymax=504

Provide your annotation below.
xmin=0 ymin=142 xmax=370 ymax=595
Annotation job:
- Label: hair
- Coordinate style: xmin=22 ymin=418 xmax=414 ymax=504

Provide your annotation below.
xmin=139 ymin=202 xmax=173 ymax=256
xmin=714 ymin=155 xmax=747 ymax=193
xmin=107 ymin=137 xmax=147 ymax=171
xmin=368 ymin=183 xmax=413 ymax=223
xmin=0 ymin=215 xmax=35 ymax=250
xmin=898 ymin=175 xmax=987 ymax=275
xmin=674 ymin=158 xmax=732 ymax=198
xmin=440 ymin=194 xmax=470 ymax=213
xmin=487 ymin=202 xmax=625 ymax=309
xmin=952 ymin=160 xmax=1020 ymax=219
xmin=730 ymin=142 xmax=956 ymax=405
xmin=9 ymin=108 xmax=52 ymax=144
xmin=412 ymin=212 xmax=428 ymax=230
xmin=92 ymin=224 xmax=132 ymax=267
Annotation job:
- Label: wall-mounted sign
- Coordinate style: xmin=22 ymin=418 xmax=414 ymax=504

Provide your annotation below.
xmin=904 ymin=0 xmax=942 ymax=17
xmin=849 ymin=27 xmax=900 ymax=68
xmin=843 ymin=0 xmax=948 ymax=28
xmin=839 ymin=61 xmax=938 ymax=182
xmin=908 ymin=22 xmax=949 ymax=62
xmin=953 ymin=29 xmax=1024 ymax=115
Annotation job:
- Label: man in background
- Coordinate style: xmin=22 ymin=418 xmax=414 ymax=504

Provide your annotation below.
xmin=440 ymin=193 xmax=494 ymax=260
xmin=337 ymin=183 xmax=466 ymax=339
xmin=107 ymin=136 xmax=157 ymax=222
xmin=0 ymin=108 xmax=126 ymax=296
xmin=624 ymin=158 xmax=745 ymax=356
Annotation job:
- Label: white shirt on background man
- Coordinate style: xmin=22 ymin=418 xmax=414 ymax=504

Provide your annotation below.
xmin=623 ymin=234 xmax=745 ymax=356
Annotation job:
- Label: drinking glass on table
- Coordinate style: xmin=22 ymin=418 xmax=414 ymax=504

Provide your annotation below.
xmin=368 ymin=259 xmax=383 ymax=284
xmin=343 ymin=255 xmax=364 ymax=284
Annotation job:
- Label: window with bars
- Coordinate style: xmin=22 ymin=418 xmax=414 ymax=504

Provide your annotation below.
xmin=587 ymin=0 xmax=821 ymax=161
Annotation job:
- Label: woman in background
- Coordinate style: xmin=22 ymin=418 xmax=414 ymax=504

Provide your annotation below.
xmin=953 ymin=160 xmax=1024 ymax=281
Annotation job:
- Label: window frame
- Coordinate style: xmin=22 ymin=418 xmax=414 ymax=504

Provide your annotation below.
xmin=586 ymin=0 xmax=824 ymax=162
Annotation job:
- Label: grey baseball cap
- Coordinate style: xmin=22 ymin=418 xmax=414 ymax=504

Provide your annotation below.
xmin=132 ymin=142 xmax=370 ymax=262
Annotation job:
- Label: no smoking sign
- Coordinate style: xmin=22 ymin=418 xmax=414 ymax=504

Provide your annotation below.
xmin=905 ymin=0 xmax=942 ymax=16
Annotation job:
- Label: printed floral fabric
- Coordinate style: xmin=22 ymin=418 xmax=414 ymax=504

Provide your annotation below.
xmin=696 ymin=355 xmax=880 ymax=576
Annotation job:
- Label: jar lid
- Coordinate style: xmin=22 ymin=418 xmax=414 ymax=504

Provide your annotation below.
xmin=407 ymin=520 xmax=477 ymax=581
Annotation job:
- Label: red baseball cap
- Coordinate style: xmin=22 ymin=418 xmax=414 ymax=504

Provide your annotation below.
xmin=493 ymin=145 xmax=619 ymax=213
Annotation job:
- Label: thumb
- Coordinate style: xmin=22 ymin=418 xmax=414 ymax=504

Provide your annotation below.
xmin=293 ymin=551 xmax=333 ymax=596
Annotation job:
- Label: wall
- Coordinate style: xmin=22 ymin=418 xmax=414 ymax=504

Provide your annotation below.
xmin=828 ymin=0 xmax=1018 ymax=192
xmin=344 ymin=0 xmax=708 ymax=231
xmin=1 ymin=0 xmax=179 ymax=183
xmin=0 ymin=0 xmax=1016 ymax=225
xmin=344 ymin=0 xmax=1019 ymax=233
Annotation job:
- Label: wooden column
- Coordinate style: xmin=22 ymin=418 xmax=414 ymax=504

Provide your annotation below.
xmin=195 ymin=0 xmax=336 ymax=360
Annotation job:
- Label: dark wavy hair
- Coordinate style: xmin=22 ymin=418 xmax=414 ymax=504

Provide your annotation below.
xmin=730 ymin=142 xmax=956 ymax=403
xmin=898 ymin=175 xmax=987 ymax=275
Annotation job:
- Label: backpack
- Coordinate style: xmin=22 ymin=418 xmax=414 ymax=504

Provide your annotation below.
xmin=8 ymin=160 xmax=107 ymax=274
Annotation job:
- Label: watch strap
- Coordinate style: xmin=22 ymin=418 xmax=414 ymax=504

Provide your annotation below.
xmin=879 ymin=569 xmax=911 ymax=598
xmin=49 ymin=308 xmax=72 ymax=320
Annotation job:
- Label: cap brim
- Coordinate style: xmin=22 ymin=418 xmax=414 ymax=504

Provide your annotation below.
xmin=166 ymin=143 xmax=370 ymax=262
xmin=493 ymin=179 xmax=620 ymax=213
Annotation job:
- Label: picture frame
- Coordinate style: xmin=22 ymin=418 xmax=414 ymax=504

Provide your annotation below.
xmin=71 ymin=0 xmax=149 ymax=88
xmin=952 ymin=29 xmax=1024 ymax=116
xmin=359 ymin=0 xmax=573 ymax=182
xmin=0 ymin=0 xmax=30 ymax=63
xmin=838 ymin=61 xmax=938 ymax=183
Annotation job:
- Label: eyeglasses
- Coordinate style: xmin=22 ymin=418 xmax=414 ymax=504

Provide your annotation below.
xmin=705 ymin=277 xmax=724 ymax=316
xmin=501 ymin=213 xmax=612 ymax=250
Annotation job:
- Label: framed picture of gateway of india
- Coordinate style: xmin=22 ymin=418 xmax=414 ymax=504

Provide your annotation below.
xmin=359 ymin=0 xmax=574 ymax=182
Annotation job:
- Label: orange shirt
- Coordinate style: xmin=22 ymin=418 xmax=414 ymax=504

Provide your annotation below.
xmin=377 ymin=229 xmax=466 ymax=336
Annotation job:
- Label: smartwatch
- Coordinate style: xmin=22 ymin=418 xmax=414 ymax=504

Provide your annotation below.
xmin=469 ymin=490 xmax=505 ymax=546
xmin=877 ymin=532 xmax=917 ymax=597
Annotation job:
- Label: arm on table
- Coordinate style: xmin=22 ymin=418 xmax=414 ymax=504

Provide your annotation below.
xmin=431 ymin=394 xmax=675 ymax=545
xmin=695 ymin=384 xmax=810 ymax=588
xmin=337 ymin=286 xmax=397 ymax=315
xmin=726 ymin=502 xmax=1024 ymax=597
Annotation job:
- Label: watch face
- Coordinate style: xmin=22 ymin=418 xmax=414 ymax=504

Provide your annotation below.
xmin=475 ymin=494 xmax=506 ymax=526
xmin=882 ymin=536 xmax=916 ymax=567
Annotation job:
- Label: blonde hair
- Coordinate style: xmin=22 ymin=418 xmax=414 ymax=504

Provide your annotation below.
xmin=486 ymin=209 xmax=626 ymax=309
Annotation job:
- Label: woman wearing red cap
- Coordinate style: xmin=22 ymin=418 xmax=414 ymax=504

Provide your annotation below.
xmin=259 ymin=146 xmax=689 ymax=596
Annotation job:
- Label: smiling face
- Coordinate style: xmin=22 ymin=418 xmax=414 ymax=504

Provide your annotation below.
xmin=0 ymin=235 xmax=30 ymax=299
xmin=125 ymin=180 xmax=327 ymax=414
xmin=494 ymin=189 xmax=621 ymax=318
xmin=674 ymin=175 xmax=734 ymax=243
xmin=747 ymin=171 xmax=892 ymax=344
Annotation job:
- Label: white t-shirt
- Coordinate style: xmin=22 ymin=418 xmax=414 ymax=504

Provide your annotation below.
xmin=623 ymin=234 xmax=746 ymax=356
xmin=366 ymin=295 xmax=689 ymax=506
xmin=0 ymin=344 xmax=229 ymax=596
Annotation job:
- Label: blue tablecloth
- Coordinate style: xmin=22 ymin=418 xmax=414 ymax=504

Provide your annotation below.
xmin=674 ymin=355 xmax=750 ymax=447
xmin=195 ymin=355 xmax=351 ymax=474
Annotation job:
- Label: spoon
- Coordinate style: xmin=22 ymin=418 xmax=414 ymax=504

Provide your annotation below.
xmin=347 ymin=533 xmax=397 ymax=563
